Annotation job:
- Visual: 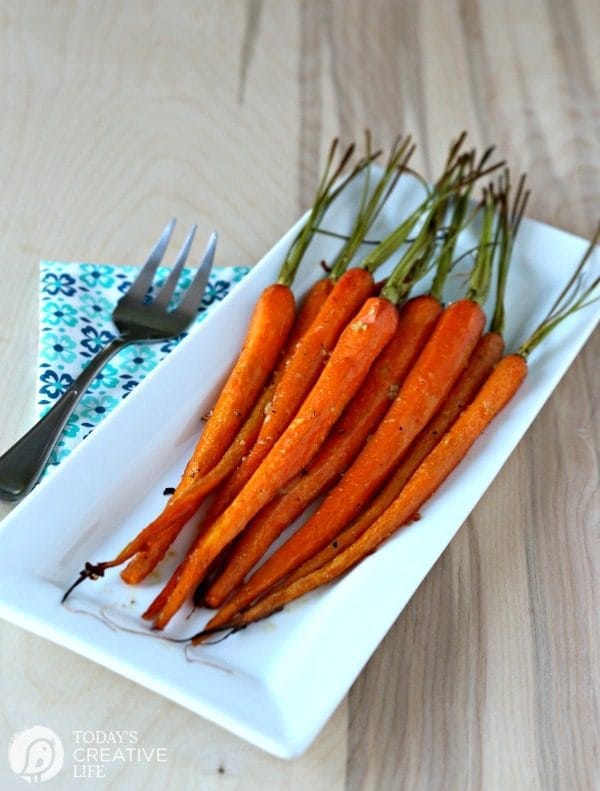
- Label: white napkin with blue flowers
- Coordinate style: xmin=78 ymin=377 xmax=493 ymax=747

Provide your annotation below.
xmin=38 ymin=262 xmax=249 ymax=469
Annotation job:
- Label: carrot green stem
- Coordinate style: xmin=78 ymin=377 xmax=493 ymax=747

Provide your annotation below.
xmin=360 ymin=195 xmax=434 ymax=275
xmin=465 ymin=190 xmax=498 ymax=305
xmin=358 ymin=137 xmax=472 ymax=276
xmin=377 ymin=207 xmax=443 ymax=304
xmin=428 ymin=192 xmax=472 ymax=301
xmin=278 ymin=139 xmax=377 ymax=287
xmin=489 ymin=172 xmax=530 ymax=335
xmin=379 ymin=154 xmax=479 ymax=304
xmin=517 ymin=224 xmax=600 ymax=359
xmin=328 ymin=135 xmax=415 ymax=280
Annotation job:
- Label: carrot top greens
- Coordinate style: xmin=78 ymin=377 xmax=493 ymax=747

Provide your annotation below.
xmin=278 ymin=139 xmax=377 ymax=287
xmin=517 ymin=223 xmax=600 ymax=359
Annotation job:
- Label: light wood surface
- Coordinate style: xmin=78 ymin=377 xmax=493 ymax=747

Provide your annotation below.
xmin=0 ymin=1 xmax=598 ymax=788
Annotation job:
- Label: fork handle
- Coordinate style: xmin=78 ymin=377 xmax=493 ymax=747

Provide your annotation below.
xmin=0 ymin=338 xmax=129 ymax=501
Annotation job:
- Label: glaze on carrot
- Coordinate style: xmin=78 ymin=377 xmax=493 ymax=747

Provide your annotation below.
xmin=199 ymin=354 xmax=529 ymax=637
xmin=277 ymin=330 xmax=505 ymax=586
xmin=119 ymin=276 xmax=335 ymax=583
xmin=147 ymin=295 xmax=400 ymax=627
xmin=201 ymin=266 xmax=376 ymax=523
xmin=201 ymin=297 xmax=485 ymax=628
xmin=203 ymin=293 xmax=443 ymax=607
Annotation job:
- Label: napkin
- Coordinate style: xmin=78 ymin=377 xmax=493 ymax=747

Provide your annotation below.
xmin=38 ymin=262 xmax=249 ymax=470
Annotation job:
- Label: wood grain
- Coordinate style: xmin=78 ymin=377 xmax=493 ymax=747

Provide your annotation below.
xmin=0 ymin=1 xmax=598 ymax=788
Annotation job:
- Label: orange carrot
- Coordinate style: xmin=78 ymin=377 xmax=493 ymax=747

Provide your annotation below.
xmin=286 ymin=277 xmax=335 ymax=348
xmin=147 ymin=170 xmax=514 ymax=597
xmin=66 ymin=284 xmax=294 ymax=581
xmin=61 ymin=137 xmax=501 ymax=607
xmin=201 ymin=266 xmax=376 ymax=522
xmin=203 ymin=293 xmax=443 ymax=607
xmin=195 ymin=219 xmax=600 ymax=638
xmin=200 ymin=182 xmax=505 ymax=627
xmin=200 ymin=354 xmax=528 ymax=636
xmin=178 ymin=138 xmax=372 ymax=491
xmin=147 ymin=295 xmax=400 ymax=627
xmin=277 ymin=330 xmax=505 ymax=587
xmin=150 ymin=158 xmax=480 ymax=621
xmin=203 ymin=297 xmax=486 ymax=629
xmin=60 ymin=139 xmax=377 ymax=604
xmin=199 ymin=138 xmax=468 ymax=527
xmin=181 ymin=283 xmax=296 ymax=484
xmin=119 ymin=277 xmax=335 ymax=584
xmin=199 ymin=154 xmax=470 ymax=527
xmin=119 ymin=386 xmax=274 ymax=583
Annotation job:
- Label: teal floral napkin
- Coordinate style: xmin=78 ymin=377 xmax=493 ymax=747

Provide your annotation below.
xmin=38 ymin=262 xmax=249 ymax=470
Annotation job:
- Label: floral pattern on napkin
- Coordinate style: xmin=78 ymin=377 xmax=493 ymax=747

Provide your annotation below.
xmin=38 ymin=262 xmax=249 ymax=470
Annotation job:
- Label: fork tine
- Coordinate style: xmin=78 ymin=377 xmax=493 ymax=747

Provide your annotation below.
xmin=153 ymin=224 xmax=198 ymax=308
xmin=176 ymin=231 xmax=218 ymax=317
xmin=126 ymin=218 xmax=177 ymax=301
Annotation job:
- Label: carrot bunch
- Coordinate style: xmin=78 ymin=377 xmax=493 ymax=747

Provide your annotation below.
xmin=141 ymin=143 xmax=505 ymax=629
xmin=199 ymin=164 xmax=486 ymax=610
xmin=61 ymin=136 xmax=378 ymax=597
xmin=194 ymin=223 xmax=599 ymax=639
xmin=60 ymin=134 xmax=597 ymax=648
xmin=196 ymin=177 xmax=507 ymax=631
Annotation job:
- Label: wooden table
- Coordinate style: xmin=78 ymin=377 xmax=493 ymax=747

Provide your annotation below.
xmin=0 ymin=2 xmax=597 ymax=788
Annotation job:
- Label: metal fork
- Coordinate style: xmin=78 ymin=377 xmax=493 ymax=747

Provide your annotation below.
xmin=0 ymin=219 xmax=217 ymax=502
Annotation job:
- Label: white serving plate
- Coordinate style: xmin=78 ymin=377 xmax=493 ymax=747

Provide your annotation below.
xmin=0 ymin=173 xmax=597 ymax=758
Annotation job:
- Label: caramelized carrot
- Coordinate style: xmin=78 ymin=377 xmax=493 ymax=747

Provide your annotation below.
xmin=181 ymin=283 xmax=295 ymax=484
xmin=147 ymin=295 xmax=400 ymax=627
xmin=202 ymin=266 xmax=376 ymax=522
xmin=277 ymin=170 xmax=530 ymax=591
xmin=198 ymin=217 xmax=600 ymax=639
xmin=60 ymin=139 xmax=376 ymax=603
xmin=203 ymin=298 xmax=485 ymax=629
xmin=201 ymin=354 xmax=529 ymax=636
xmin=204 ymin=293 xmax=443 ymax=607
xmin=286 ymin=278 xmax=335 ymax=347
xmin=119 ymin=277 xmax=335 ymax=584
xmin=201 ymin=167 xmax=499 ymax=605
xmin=277 ymin=330 xmax=505 ymax=586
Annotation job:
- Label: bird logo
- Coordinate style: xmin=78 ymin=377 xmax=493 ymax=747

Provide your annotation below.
xmin=8 ymin=726 xmax=64 ymax=783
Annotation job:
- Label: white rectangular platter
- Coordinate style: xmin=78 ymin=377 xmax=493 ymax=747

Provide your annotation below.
xmin=0 ymin=173 xmax=597 ymax=759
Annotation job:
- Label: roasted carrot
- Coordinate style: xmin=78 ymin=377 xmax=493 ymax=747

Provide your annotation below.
xmin=147 ymin=153 xmax=498 ymax=622
xmin=200 ymin=189 xmax=501 ymax=626
xmin=201 ymin=140 xmax=475 ymax=525
xmin=183 ymin=284 xmax=296 ymax=481
xmin=65 ymin=282 xmax=295 ymax=585
xmin=157 ymin=156 xmax=483 ymax=618
xmin=285 ymin=277 xmax=335 ymax=348
xmin=60 ymin=139 xmax=376 ymax=602
xmin=202 ymin=266 xmax=377 ymax=523
xmin=266 ymin=172 xmax=529 ymax=590
xmin=203 ymin=293 xmax=443 ymax=607
xmin=62 ymin=137 xmax=503 ymax=607
xmin=200 ymin=297 xmax=485 ymax=628
xmin=198 ymin=355 xmax=529 ymax=636
xmin=127 ymin=166 xmax=509 ymax=588
xmin=196 ymin=180 xmax=473 ymax=604
xmin=200 ymin=137 xmax=419 ymax=524
xmin=194 ymin=219 xmax=600 ymax=639
xmin=199 ymin=175 xmax=474 ymax=607
xmin=277 ymin=330 xmax=505 ymax=586
xmin=119 ymin=275 xmax=336 ymax=584
xmin=178 ymin=139 xmax=366 ymax=489
xmin=146 ymin=295 xmax=400 ymax=627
